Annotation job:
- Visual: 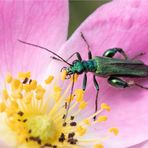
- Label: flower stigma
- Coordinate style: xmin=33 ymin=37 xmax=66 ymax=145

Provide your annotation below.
xmin=0 ymin=72 xmax=119 ymax=148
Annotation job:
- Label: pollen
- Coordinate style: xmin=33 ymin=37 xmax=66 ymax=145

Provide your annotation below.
xmin=0 ymin=72 xmax=119 ymax=148
xmin=2 ymin=89 xmax=9 ymax=100
xmin=79 ymin=101 xmax=87 ymax=110
xmin=11 ymin=79 xmax=22 ymax=90
xmin=109 ymin=128 xmax=119 ymax=136
xmin=101 ymin=103 xmax=111 ymax=111
xmin=83 ymin=119 xmax=91 ymax=125
xmin=45 ymin=75 xmax=54 ymax=84
xmin=61 ymin=69 xmax=67 ymax=80
xmin=18 ymin=72 xmax=31 ymax=79
xmin=75 ymin=89 xmax=84 ymax=102
xmin=5 ymin=73 xmax=13 ymax=83
xmin=97 ymin=116 xmax=108 ymax=122
xmin=76 ymin=126 xmax=87 ymax=136
xmin=94 ymin=144 xmax=104 ymax=148
xmin=70 ymin=73 xmax=78 ymax=82
xmin=0 ymin=102 xmax=6 ymax=112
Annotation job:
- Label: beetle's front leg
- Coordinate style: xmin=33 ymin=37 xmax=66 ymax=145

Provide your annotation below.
xmin=103 ymin=48 xmax=128 ymax=60
xmin=93 ymin=75 xmax=99 ymax=120
xmin=108 ymin=76 xmax=129 ymax=88
xmin=81 ymin=32 xmax=92 ymax=60
xmin=82 ymin=73 xmax=87 ymax=91
xmin=66 ymin=52 xmax=82 ymax=61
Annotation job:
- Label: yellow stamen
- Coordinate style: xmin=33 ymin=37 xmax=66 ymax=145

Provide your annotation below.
xmin=61 ymin=70 xmax=67 ymax=80
xmin=0 ymin=102 xmax=6 ymax=112
xmin=109 ymin=128 xmax=119 ymax=136
xmin=75 ymin=89 xmax=84 ymax=102
xmin=23 ymin=84 xmax=32 ymax=92
xmin=53 ymin=85 xmax=61 ymax=92
xmin=83 ymin=119 xmax=91 ymax=125
xmin=79 ymin=101 xmax=87 ymax=110
xmin=5 ymin=73 xmax=13 ymax=83
xmin=11 ymin=79 xmax=22 ymax=90
xmin=24 ymin=92 xmax=33 ymax=104
xmin=77 ymin=126 xmax=87 ymax=136
xmin=2 ymin=89 xmax=9 ymax=100
xmin=45 ymin=75 xmax=54 ymax=84
xmin=70 ymin=73 xmax=78 ymax=82
xmin=97 ymin=116 xmax=108 ymax=122
xmin=18 ymin=72 xmax=31 ymax=79
xmin=101 ymin=103 xmax=111 ymax=111
xmin=30 ymin=80 xmax=37 ymax=90
xmin=0 ymin=72 xmax=119 ymax=148
xmin=94 ymin=144 xmax=104 ymax=148
xmin=11 ymin=90 xmax=23 ymax=99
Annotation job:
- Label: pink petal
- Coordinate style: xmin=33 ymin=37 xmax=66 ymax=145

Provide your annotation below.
xmin=0 ymin=0 xmax=68 ymax=81
xmin=57 ymin=0 xmax=148 ymax=147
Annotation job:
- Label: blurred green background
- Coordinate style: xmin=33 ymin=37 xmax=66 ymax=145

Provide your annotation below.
xmin=69 ymin=0 xmax=110 ymax=36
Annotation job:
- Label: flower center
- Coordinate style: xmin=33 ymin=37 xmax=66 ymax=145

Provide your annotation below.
xmin=0 ymin=72 xmax=119 ymax=148
xmin=26 ymin=115 xmax=57 ymax=143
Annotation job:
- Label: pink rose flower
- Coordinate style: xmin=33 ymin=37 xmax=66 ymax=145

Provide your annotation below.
xmin=0 ymin=0 xmax=148 ymax=147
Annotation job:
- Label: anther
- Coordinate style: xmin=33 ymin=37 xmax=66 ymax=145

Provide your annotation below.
xmin=58 ymin=133 xmax=65 ymax=142
xmin=70 ymin=116 xmax=74 ymax=120
xmin=63 ymin=122 xmax=67 ymax=127
xmin=17 ymin=111 xmax=24 ymax=116
xmin=70 ymin=122 xmax=77 ymax=126
xmin=22 ymin=77 xmax=29 ymax=84
xmin=29 ymin=79 xmax=32 ymax=84
xmin=23 ymin=119 xmax=27 ymax=122
xmin=62 ymin=114 xmax=66 ymax=119
xmin=68 ymin=132 xmax=75 ymax=138
xmin=28 ymin=129 xmax=32 ymax=133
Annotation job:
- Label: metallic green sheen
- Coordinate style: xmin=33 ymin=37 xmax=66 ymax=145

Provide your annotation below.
xmin=92 ymin=56 xmax=148 ymax=77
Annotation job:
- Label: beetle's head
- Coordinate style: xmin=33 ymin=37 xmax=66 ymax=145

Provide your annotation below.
xmin=61 ymin=60 xmax=84 ymax=79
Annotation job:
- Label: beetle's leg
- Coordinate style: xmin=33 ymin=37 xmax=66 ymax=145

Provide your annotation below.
xmin=108 ymin=77 xmax=148 ymax=90
xmin=80 ymin=32 xmax=92 ymax=59
xmin=93 ymin=75 xmax=99 ymax=120
xmin=135 ymin=83 xmax=148 ymax=89
xmin=82 ymin=73 xmax=87 ymax=91
xmin=131 ymin=52 xmax=145 ymax=60
xmin=108 ymin=76 xmax=129 ymax=88
xmin=103 ymin=48 xmax=128 ymax=60
xmin=128 ymin=81 xmax=148 ymax=89
xmin=66 ymin=52 xmax=82 ymax=61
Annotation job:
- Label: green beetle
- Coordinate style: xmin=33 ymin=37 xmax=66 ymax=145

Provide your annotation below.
xmin=18 ymin=33 xmax=148 ymax=120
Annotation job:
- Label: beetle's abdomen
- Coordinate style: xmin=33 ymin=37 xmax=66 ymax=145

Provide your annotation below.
xmin=93 ymin=56 xmax=148 ymax=77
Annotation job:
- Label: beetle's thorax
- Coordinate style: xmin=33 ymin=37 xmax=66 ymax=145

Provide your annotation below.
xmin=66 ymin=60 xmax=96 ymax=75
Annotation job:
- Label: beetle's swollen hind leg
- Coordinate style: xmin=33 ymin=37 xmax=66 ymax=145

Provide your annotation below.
xmin=108 ymin=76 xmax=129 ymax=88
xmin=81 ymin=32 xmax=92 ymax=59
xmin=103 ymin=48 xmax=128 ymax=60
xmin=93 ymin=75 xmax=99 ymax=120
xmin=108 ymin=76 xmax=148 ymax=89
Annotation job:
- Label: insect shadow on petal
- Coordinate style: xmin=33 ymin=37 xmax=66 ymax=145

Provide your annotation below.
xmin=18 ymin=33 xmax=148 ymax=120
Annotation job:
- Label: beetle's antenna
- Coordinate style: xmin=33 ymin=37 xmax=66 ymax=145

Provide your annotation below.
xmin=81 ymin=32 xmax=90 ymax=50
xmin=63 ymin=75 xmax=75 ymax=123
xmin=18 ymin=40 xmax=71 ymax=66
